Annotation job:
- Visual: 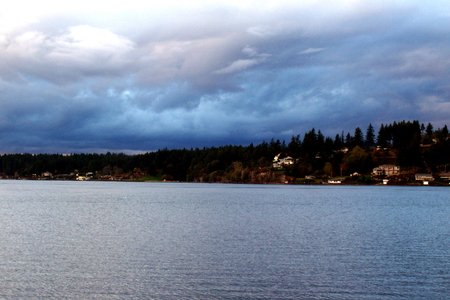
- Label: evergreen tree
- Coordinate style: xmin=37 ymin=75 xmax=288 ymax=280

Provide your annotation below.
xmin=365 ymin=123 xmax=375 ymax=147
xmin=377 ymin=124 xmax=392 ymax=147
xmin=269 ymin=138 xmax=282 ymax=156
xmin=334 ymin=134 xmax=343 ymax=149
xmin=317 ymin=130 xmax=325 ymax=153
xmin=353 ymin=127 xmax=364 ymax=148
xmin=1 ymin=119 xmax=448 ymax=182
xmin=442 ymin=125 xmax=449 ymax=137
xmin=426 ymin=123 xmax=434 ymax=136
xmin=301 ymin=128 xmax=318 ymax=159
xmin=288 ymin=135 xmax=301 ymax=158
xmin=345 ymin=133 xmax=352 ymax=147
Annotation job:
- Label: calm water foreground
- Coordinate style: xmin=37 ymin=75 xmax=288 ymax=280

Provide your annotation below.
xmin=0 ymin=181 xmax=449 ymax=299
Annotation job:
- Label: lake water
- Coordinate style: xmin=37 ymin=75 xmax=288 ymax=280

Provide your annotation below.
xmin=0 ymin=181 xmax=449 ymax=299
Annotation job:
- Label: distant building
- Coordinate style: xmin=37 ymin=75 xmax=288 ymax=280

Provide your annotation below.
xmin=372 ymin=164 xmax=400 ymax=176
xmin=41 ymin=171 xmax=53 ymax=178
xmin=415 ymin=173 xmax=433 ymax=181
xmin=439 ymin=172 xmax=450 ymax=181
xmin=333 ymin=147 xmax=349 ymax=154
xmin=273 ymin=153 xmax=294 ymax=168
xmin=328 ymin=179 xmax=342 ymax=184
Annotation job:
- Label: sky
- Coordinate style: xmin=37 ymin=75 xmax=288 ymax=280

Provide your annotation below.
xmin=1 ymin=0 xmax=449 ymax=154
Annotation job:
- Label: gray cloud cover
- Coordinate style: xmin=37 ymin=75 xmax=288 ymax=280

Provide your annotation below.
xmin=0 ymin=0 xmax=449 ymax=153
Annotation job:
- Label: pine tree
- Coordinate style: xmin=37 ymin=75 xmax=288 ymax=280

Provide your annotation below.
xmin=288 ymin=135 xmax=301 ymax=158
xmin=443 ymin=125 xmax=449 ymax=137
xmin=317 ymin=130 xmax=325 ymax=148
xmin=365 ymin=123 xmax=375 ymax=147
xmin=345 ymin=133 xmax=352 ymax=147
xmin=353 ymin=127 xmax=364 ymax=147
xmin=426 ymin=123 xmax=434 ymax=136
xmin=377 ymin=124 xmax=390 ymax=147
xmin=334 ymin=134 xmax=343 ymax=149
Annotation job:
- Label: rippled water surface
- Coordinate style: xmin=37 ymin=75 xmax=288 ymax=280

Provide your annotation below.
xmin=0 ymin=181 xmax=449 ymax=299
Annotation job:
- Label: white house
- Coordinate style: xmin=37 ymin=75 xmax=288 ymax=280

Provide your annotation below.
xmin=415 ymin=173 xmax=433 ymax=181
xmin=328 ymin=179 xmax=342 ymax=184
xmin=41 ymin=171 xmax=53 ymax=178
xmin=372 ymin=164 xmax=400 ymax=176
xmin=273 ymin=154 xmax=295 ymax=168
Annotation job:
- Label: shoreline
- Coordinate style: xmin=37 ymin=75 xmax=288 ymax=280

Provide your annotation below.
xmin=2 ymin=178 xmax=449 ymax=187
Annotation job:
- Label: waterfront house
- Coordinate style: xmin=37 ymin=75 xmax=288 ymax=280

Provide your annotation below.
xmin=273 ymin=153 xmax=294 ymax=168
xmin=41 ymin=171 xmax=53 ymax=178
xmin=439 ymin=172 xmax=450 ymax=181
xmin=415 ymin=173 xmax=433 ymax=181
xmin=328 ymin=179 xmax=342 ymax=184
xmin=372 ymin=164 xmax=400 ymax=176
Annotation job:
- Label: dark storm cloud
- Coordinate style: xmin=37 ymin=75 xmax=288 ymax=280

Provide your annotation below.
xmin=0 ymin=0 xmax=449 ymax=153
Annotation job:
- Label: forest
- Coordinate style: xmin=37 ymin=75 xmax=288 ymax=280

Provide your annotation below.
xmin=1 ymin=120 xmax=450 ymax=184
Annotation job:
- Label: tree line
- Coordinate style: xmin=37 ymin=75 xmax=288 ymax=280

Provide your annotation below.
xmin=1 ymin=120 xmax=449 ymax=182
